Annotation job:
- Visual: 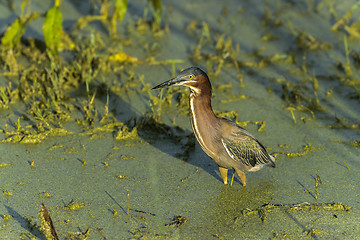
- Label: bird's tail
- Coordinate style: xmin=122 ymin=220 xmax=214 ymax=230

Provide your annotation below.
xmin=268 ymin=155 xmax=276 ymax=168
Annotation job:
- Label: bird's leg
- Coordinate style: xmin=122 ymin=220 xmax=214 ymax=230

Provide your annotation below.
xmin=235 ymin=169 xmax=246 ymax=187
xmin=230 ymin=169 xmax=235 ymax=187
xmin=218 ymin=166 xmax=228 ymax=184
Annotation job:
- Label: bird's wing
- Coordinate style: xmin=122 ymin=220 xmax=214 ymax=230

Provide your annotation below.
xmin=221 ymin=126 xmax=274 ymax=167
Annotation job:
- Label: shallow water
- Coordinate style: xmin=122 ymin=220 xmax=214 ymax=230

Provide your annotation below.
xmin=0 ymin=0 xmax=359 ymax=239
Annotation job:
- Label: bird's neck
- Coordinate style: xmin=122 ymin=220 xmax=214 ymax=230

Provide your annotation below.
xmin=189 ymin=90 xmax=215 ymax=118
xmin=189 ymin=90 xmax=218 ymax=158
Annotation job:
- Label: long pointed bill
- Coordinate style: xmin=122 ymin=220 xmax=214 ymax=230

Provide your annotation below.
xmin=152 ymin=76 xmax=186 ymax=90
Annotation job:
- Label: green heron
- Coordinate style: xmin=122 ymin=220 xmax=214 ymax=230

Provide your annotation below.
xmin=152 ymin=67 xmax=275 ymax=186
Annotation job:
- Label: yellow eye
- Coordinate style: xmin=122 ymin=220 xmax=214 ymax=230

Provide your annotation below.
xmin=188 ymin=75 xmax=194 ymax=79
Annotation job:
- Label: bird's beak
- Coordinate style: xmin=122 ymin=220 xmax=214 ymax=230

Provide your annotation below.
xmin=152 ymin=76 xmax=187 ymax=90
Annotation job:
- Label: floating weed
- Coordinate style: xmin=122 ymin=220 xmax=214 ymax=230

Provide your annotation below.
xmin=127 ymin=189 xmax=130 ymax=216
xmin=219 ymin=94 xmax=249 ymax=104
xmin=0 ymin=163 xmax=12 ymax=167
xmin=188 ymin=22 xmax=245 ymax=85
xmin=3 ymin=214 xmax=12 ymax=221
xmin=284 ymin=103 xmax=316 ymax=124
xmin=117 ymin=175 xmax=130 ymax=180
xmin=39 ymin=203 xmax=59 ymax=240
xmin=239 ymin=120 xmax=266 ymax=132
xmin=1 ymin=127 xmax=73 ymax=144
xmin=180 ymin=168 xmax=199 ymax=183
xmin=105 ymin=152 xmax=116 ymax=160
xmin=62 ymin=199 xmax=87 ymax=211
xmin=343 ymin=35 xmax=353 ymax=78
xmin=214 ymin=233 xmax=223 ymax=239
xmin=275 ymin=143 xmax=321 ymax=158
xmin=66 ymin=227 xmax=90 ymax=240
xmin=81 ymin=158 xmax=87 ymax=166
xmin=120 ymin=155 xmax=135 ymax=160
xmin=331 ymin=2 xmax=360 ymax=32
xmin=270 ymin=231 xmax=294 ymax=239
xmin=327 ymin=116 xmax=360 ymax=129
xmin=42 ymin=2 xmax=64 ymax=55
xmin=1 ymin=188 xmax=12 ymax=196
xmin=48 ymin=143 xmax=64 ymax=151
xmin=111 ymin=0 xmax=129 ymax=38
xmin=149 ymin=0 xmax=163 ymax=28
xmin=242 ymin=202 xmax=351 ymax=223
xmin=0 ymin=82 xmax=19 ymax=109
xmin=1 ymin=0 xmax=39 ymax=50
xmin=114 ymin=125 xmax=139 ymax=141
xmin=214 ymin=110 xmax=266 ymax=132
xmin=314 ymin=172 xmax=322 ymax=200
xmin=296 ymin=32 xmax=331 ymax=51
xmin=113 ymin=209 xmax=118 ymax=217
xmin=278 ymin=143 xmax=289 ymax=149
xmin=310 ymin=73 xmax=322 ymax=109
xmin=108 ymin=51 xmax=143 ymax=63
xmin=344 ymin=161 xmax=350 ymax=170
xmin=330 ymin=139 xmax=360 ymax=147
xmin=165 ymin=215 xmax=187 ymax=229
xmin=64 ymin=144 xmax=85 ymax=154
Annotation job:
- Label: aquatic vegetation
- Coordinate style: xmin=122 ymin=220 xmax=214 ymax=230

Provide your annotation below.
xmin=314 ymin=173 xmax=322 ymax=199
xmin=188 ymin=22 xmax=244 ymax=85
xmin=1 ymin=188 xmax=12 ymax=196
xmin=0 ymin=163 xmax=12 ymax=167
xmin=275 ymin=143 xmax=321 ymax=158
xmin=331 ymin=2 xmax=360 ymax=33
xmin=214 ymin=110 xmax=266 ymax=132
xmin=114 ymin=125 xmax=139 ymax=141
xmin=330 ymin=139 xmax=360 ymax=147
xmin=3 ymin=214 xmax=12 ymax=221
xmin=120 ymin=154 xmax=135 ymax=160
xmin=242 ymin=202 xmax=351 ymax=223
xmin=180 ymin=168 xmax=199 ymax=182
xmin=1 ymin=1 xmax=39 ymax=50
xmin=43 ymin=2 xmax=64 ymax=54
xmin=39 ymin=203 xmax=59 ymax=240
xmin=0 ymin=0 xmax=173 ymax=146
xmin=116 ymin=175 xmax=130 ymax=179
xmin=39 ymin=192 xmax=52 ymax=198
xmin=48 ymin=143 xmax=64 ymax=151
xmin=165 ymin=215 xmax=187 ymax=228
xmin=327 ymin=116 xmax=360 ymax=129
xmin=62 ymin=199 xmax=87 ymax=211
xmin=0 ymin=82 xmax=19 ymax=109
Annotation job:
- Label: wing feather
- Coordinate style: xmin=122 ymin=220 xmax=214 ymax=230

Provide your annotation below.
xmin=221 ymin=126 xmax=274 ymax=167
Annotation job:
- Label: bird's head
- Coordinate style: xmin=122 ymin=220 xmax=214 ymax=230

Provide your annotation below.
xmin=152 ymin=67 xmax=210 ymax=95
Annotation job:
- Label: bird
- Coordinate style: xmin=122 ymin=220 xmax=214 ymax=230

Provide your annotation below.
xmin=152 ymin=67 xmax=275 ymax=186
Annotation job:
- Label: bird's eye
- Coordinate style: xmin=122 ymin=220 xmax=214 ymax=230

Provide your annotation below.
xmin=188 ymin=75 xmax=194 ymax=79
